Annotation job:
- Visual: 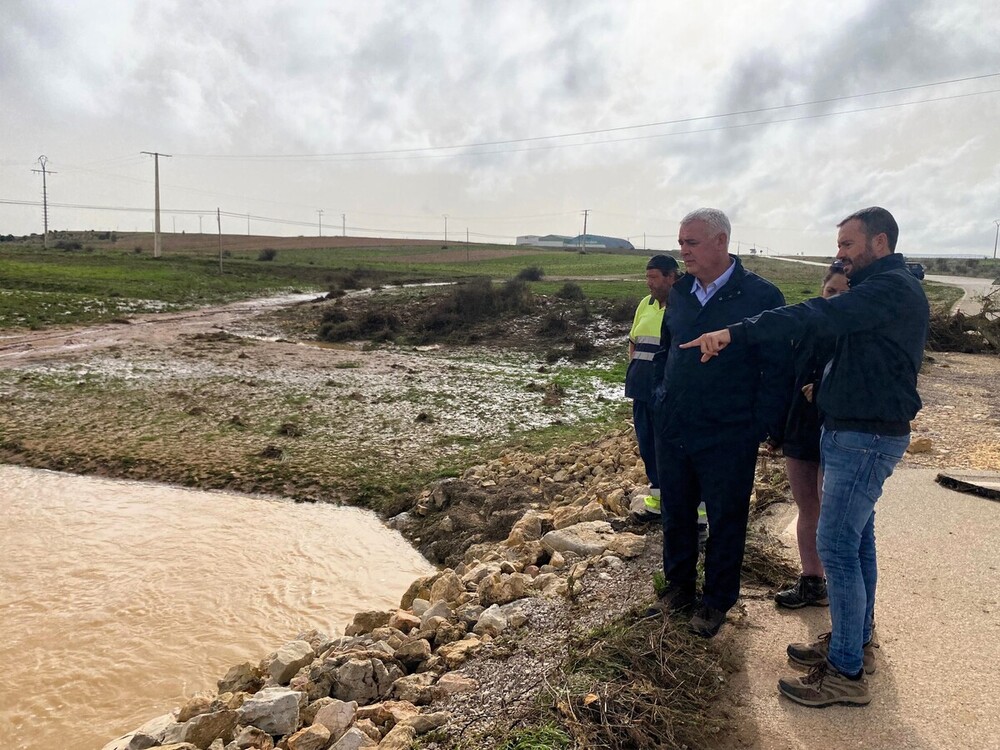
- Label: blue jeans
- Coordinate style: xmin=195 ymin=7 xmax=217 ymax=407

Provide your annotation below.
xmin=818 ymin=428 xmax=908 ymax=676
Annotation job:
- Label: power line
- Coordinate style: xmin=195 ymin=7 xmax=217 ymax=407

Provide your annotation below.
xmin=158 ymin=86 xmax=1000 ymax=167
xmin=0 ymin=197 xmax=518 ymax=240
xmin=171 ymin=72 xmax=1000 ymax=162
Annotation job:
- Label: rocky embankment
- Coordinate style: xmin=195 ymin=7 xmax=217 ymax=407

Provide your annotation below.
xmin=102 ymin=427 xmax=771 ymax=750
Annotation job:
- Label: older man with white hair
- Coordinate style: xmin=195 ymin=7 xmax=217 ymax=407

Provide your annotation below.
xmin=650 ymin=208 xmax=791 ymax=637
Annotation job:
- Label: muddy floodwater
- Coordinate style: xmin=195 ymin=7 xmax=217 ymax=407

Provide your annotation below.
xmin=0 ymin=465 xmax=435 ymax=750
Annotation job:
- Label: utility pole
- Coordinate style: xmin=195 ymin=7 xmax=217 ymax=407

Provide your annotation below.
xmin=443 ymin=214 xmax=448 ymax=242
xmin=466 ymin=227 xmax=470 ymax=262
xmin=736 ymin=240 xmax=741 ymax=256
xmin=342 ymin=213 xmax=346 ymax=237
xmin=31 ymin=156 xmax=57 ymax=249
xmin=141 ymin=151 xmax=171 ymax=258
xmin=217 ymin=207 xmax=223 ymax=273
xmin=580 ymin=209 xmax=590 ymax=253
xmin=317 ymin=209 xmax=324 ymax=237
xmin=643 ymin=232 xmax=646 ymax=251
xmin=199 ymin=215 xmax=203 ymax=234
xmin=247 ymin=213 xmax=250 ymax=235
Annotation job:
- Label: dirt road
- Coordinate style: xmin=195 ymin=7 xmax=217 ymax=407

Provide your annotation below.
xmin=0 ymin=293 xmax=317 ymax=368
xmin=733 ymin=467 xmax=999 ymax=750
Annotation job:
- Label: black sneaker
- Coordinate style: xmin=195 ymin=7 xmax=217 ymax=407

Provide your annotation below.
xmin=631 ymin=507 xmax=661 ymax=524
xmin=774 ymin=575 xmax=829 ymax=609
xmin=644 ymin=585 xmax=698 ymax=618
xmin=689 ymin=604 xmax=727 ymax=638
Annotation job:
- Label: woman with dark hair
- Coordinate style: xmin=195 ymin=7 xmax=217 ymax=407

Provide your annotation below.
xmin=774 ymin=262 xmax=849 ymax=608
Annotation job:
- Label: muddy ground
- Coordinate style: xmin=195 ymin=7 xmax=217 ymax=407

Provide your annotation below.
xmin=2 ymin=282 xmax=995 ymax=574
xmin=1 ymin=284 xmax=996 ymax=513
xmin=0 ymin=286 xmax=633 ymax=511
xmin=2 ymin=287 xmax=997 ymax=750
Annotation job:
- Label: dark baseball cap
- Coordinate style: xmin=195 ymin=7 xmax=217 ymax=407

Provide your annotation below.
xmin=646 ymin=254 xmax=679 ymax=274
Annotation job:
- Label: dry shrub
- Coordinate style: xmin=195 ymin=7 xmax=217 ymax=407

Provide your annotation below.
xmin=570 ymin=339 xmax=598 ymax=360
xmin=319 ymin=307 xmax=401 ymax=343
xmin=742 ymin=528 xmax=799 ymax=587
xmin=556 ymin=282 xmax=585 ymax=300
xmin=552 ymin=613 xmax=729 ymax=750
xmin=417 ymin=277 xmax=534 ymax=340
xmin=541 ymin=382 xmax=566 ymax=406
xmin=277 ymin=422 xmax=303 ymax=437
xmin=926 ymin=303 xmax=1000 ymax=354
xmin=538 ymin=313 xmax=570 ymax=337
xmin=610 ymin=297 xmax=640 ymax=324
xmin=516 ymin=266 xmax=545 ymax=281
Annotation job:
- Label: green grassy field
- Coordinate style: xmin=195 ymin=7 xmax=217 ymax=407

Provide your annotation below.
xmin=0 ymin=236 xmax=964 ymax=328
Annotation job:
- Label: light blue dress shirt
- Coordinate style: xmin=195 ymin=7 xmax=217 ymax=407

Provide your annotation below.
xmin=691 ymin=259 xmax=736 ymax=306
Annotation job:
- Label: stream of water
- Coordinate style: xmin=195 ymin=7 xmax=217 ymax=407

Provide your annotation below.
xmin=0 ymin=465 xmax=434 ymax=750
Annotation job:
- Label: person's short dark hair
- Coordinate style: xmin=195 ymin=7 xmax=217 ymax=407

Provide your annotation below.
xmin=837 ymin=207 xmax=899 ymax=253
xmin=646 ymin=254 xmax=679 ymax=275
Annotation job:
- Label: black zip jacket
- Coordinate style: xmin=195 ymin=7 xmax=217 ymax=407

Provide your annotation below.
xmin=728 ymin=253 xmax=929 ymax=435
xmin=654 ymin=256 xmax=792 ymax=449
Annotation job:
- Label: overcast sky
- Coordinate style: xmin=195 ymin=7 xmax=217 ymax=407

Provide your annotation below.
xmin=2 ymin=0 xmax=999 ymax=255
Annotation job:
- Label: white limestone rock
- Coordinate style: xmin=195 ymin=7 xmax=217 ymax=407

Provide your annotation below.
xmin=266 ymin=640 xmax=315 ymax=685
xmin=236 ymin=687 xmax=300 ymax=736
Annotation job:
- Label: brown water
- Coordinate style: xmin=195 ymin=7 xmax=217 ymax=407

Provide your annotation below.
xmin=0 ymin=465 xmax=435 ymax=750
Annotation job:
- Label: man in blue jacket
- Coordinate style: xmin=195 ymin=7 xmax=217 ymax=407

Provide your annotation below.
xmin=681 ymin=207 xmax=929 ymax=706
xmin=651 ymin=208 xmax=792 ymax=638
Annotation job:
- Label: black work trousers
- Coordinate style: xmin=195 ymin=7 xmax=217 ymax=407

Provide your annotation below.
xmin=654 ymin=433 xmax=760 ymax=613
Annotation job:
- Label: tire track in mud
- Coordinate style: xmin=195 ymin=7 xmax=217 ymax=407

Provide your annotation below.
xmin=0 ymin=294 xmax=317 ymax=368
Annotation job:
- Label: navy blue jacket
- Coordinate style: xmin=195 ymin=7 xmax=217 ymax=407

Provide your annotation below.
xmin=729 ymin=253 xmax=928 ymax=435
xmin=654 ymin=257 xmax=792 ymax=449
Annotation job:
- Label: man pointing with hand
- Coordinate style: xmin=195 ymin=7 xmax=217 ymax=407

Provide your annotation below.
xmin=682 ymin=207 xmax=929 ymax=707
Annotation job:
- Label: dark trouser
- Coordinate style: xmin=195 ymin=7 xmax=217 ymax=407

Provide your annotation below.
xmin=632 ymin=398 xmax=658 ymax=490
xmin=655 ymin=435 xmax=760 ymax=612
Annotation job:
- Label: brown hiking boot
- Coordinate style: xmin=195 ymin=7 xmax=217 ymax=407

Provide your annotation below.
xmin=774 ymin=575 xmax=829 ymax=609
xmin=778 ymin=662 xmax=871 ymax=707
xmin=786 ymin=631 xmax=877 ymax=675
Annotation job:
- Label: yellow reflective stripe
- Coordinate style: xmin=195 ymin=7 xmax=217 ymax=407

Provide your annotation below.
xmin=631 ymin=351 xmax=655 ymax=361
xmin=633 ymin=335 xmax=660 ymax=345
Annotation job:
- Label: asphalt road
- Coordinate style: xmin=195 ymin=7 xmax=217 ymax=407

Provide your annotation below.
xmin=736 ymin=467 xmax=1000 ymax=750
xmin=771 ymin=256 xmax=998 ymax=315
xmin=922 ymin=274 xmax=997 ymax=315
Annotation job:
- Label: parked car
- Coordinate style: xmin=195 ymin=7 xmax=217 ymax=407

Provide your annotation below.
xmin=905 ymin=261 xmax=925 ymax=280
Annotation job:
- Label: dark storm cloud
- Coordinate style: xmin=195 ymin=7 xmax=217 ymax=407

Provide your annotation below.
xmin=2 ymin=1 xmax=997 ymax=253
xmin=336 ymin=1 xmax=621 ymax=153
